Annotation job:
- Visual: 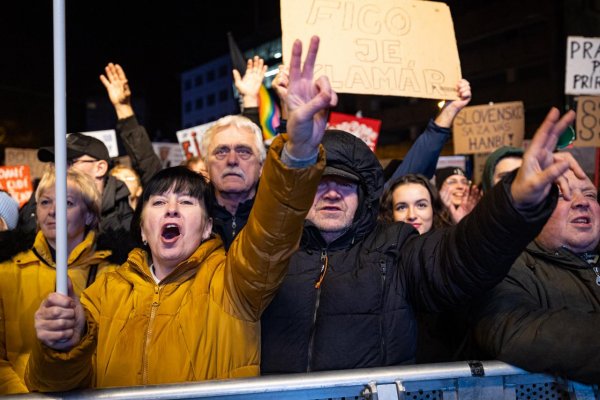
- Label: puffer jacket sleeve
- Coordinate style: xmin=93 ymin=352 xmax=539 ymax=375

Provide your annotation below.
xmin=24 ymin=276 xmax=105 ymax=392
xmin=224 ymin=134 xmax=325 ymax=321
xmin=400 ymin=171 xmax=557 ymax=312
xmin=116 ymin=116 xmax=162 ymax=186
xmin=384 ymin=119 xmax=450 ymax=188
xmin=472 ymin=262 xmax=600 ymax=384
xmin=0 ymin=297 xmax=28 ymax=394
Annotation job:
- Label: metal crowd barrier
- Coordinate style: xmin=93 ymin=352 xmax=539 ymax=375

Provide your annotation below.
xmin=7 ymin=361 xmax=598 ymax=400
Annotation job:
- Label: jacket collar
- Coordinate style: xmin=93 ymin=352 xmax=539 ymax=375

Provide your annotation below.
xmin=123 ymin=235 xmax=224 ymax=285
xmin=17 ymin=230 xmax=112 ymax=269
xmin=528 ymin=241 xmax=598 ymax=269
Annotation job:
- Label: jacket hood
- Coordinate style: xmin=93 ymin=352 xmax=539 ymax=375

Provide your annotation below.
xmin=481 ymin=146 xmax=523 ymax=192
xmin=306 ymin=130 xmax=382 ymax=246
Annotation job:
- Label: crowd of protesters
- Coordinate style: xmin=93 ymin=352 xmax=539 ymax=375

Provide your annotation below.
xmin=0 ymin=34 xmax=598 ymax=395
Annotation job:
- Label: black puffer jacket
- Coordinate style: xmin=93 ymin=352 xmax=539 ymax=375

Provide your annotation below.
xmin=471 ymin=241 xmax=600 ymax=384
xmin=260 ymin=130 xmax=557 ymax=373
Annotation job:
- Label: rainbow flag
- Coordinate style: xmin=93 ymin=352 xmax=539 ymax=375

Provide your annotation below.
xmin=258 ymin=85 xmax=281 ymax=141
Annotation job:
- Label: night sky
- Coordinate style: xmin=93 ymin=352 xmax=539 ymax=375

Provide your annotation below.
xmin=0 ymin=1 xmax=281 ymax=150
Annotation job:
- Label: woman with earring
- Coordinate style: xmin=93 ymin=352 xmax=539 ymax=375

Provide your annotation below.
xmin=0 ymin=168 xmax=116 ymax=394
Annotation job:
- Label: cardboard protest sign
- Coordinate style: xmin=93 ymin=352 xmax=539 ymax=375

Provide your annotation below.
xmin=565 ymin=36 xmax=600 ymax=95
xmin=176 ymin=122 xmax=215 ymax=161
xmin=327 ymin=112 xmax=382 ymax=151
xmin=281 ymin=0 xmax=461 ymax=100
xmin=575 ymin=96 xmax=600 ymax=147
xmin=0 ymin=165 xmax=33 ymax=207
xmin=74 ymin=130 xmax=119 ymax=158
xmin=452 ymin=101 xmax=525 ymax=155
xmin=5 ymin=148 xmax=46 ymax=179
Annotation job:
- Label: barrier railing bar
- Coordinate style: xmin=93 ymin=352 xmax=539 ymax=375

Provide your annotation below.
xmin=4 ymin=361 xmax=555 ymax=400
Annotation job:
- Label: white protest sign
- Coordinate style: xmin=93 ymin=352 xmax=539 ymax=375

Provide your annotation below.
xmin=176 ymin=122 xmax=215 ymax=160
xmin=281 ymin=0 xmax=461 ymax=100
xmin=452 ymin=101 xmax=525 ymax=155
xmin=72 ymin=129 xmax=119 ymax=158
xmin=152 ymin=143 xmax=185 ymax=168
xmin=565 ymin=36 xmax=600 ymax=95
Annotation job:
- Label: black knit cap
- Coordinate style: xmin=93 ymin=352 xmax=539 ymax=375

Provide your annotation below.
xmin=435 ymin=166 xmax=466 ymax=190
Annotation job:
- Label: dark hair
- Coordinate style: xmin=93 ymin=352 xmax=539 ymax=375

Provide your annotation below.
xmin=130 ymin=166 xmax=213 ymax=247
xmin=378 ymin=174 xmax=452 ymax=231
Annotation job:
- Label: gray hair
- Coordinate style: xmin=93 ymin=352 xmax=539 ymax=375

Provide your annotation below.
xmin=200 ymin=115 xmax=266 ymax=164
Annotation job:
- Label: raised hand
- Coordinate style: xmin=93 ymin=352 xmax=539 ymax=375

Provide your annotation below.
xmin=511 ymin=108 xmax=586 ymax=209
xmin=286 ymin=36 xmax=338 ymax=159
xmin=233 ymin=56 xmax=267 ymax=109
xmin=34 ymin=280 xmax=86 ymax=351
xmin=272 ymin=64 xmax=290 ymax=119
xmin=447 ymin=184 xmax=481 ymax=224
xmin=100 ymin=63 xmax=134 ymax=119
xmin=435 ymin=79 xmax=472 ymax=128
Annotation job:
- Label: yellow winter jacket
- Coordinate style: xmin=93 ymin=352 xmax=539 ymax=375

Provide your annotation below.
xmin=25 ymin=136 xmax=325 ymax=390
xmin=0 ymin=230 xmax=115 ymax=394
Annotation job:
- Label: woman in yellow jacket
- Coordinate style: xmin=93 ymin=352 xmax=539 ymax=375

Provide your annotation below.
xmin=0 ymin=167 xmax=116 ymax=394
xmin=26 ymin=36 xmax=335 ymax=391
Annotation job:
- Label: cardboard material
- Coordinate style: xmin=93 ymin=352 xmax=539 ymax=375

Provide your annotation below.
xmin=281 ymin=0 xmax=461 ymax=100
xmin=175 ymin=122 xmax=215 ymax=161
xmin=0 ymin=165 xmax=33 ymax=207
xmin=565 ymin=36 xmax=600 ymax=95
xmin=452 ymin=101 xmax=525 ymax=155
xmin=4 ymin=148 xmax=46 ymax=179
xmin=327 ymin=112 xmax=381 ymax=151
xmin=575 ymin=96 xmax=600 ymax=147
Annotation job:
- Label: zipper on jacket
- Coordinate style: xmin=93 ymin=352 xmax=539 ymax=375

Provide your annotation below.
xmin=307 ymin=250 xmax=327 ymax=372
xmin=142 ymin=284 xmax=161 ymax=384
xmin=379 ymin=259 xmax=387 ymax=364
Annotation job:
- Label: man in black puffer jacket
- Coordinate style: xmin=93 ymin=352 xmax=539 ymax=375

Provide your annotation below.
xmin=261 ymin=108 xmax=584 ymax=373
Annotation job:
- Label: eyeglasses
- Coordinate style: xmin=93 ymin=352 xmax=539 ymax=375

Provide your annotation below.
xmin=68 ymin=158 xmax=98 ymax=167
xmin=211 ymin=146 xmax=255 ymax=161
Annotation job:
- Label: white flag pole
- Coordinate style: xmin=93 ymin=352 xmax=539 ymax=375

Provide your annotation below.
xmin=53 ymin=0 xmax=68 ymax=295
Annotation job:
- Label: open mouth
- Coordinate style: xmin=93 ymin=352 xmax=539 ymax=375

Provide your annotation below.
xmin=161 ymin=224 xmax=181 ymax=240
xmin=571 ymin=216 xmax=591 ymax=224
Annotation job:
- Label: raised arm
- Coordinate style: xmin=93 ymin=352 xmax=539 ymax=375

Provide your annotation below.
xmin=404 ymin=108 xmax=584 ymax=312
xmin=272 ymin=64 xmax=290 ymax=120
xmin=233 ymin=56 xmax=267 ymax=110
xmin=99 ymin=62 xmax=134 ymax=120
xmin=100 ymin=63 xmax=161 ymax=185
xmin=225 ymin=36 xmax=336 ymax=319
xmin=385 ymin=79 xmax=471 ymax=184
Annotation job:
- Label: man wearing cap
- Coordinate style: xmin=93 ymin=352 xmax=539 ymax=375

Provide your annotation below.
xmin=260 ymin=107 xmax=585 ymax=373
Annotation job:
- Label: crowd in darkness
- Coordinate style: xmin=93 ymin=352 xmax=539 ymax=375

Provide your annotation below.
xmin=0 ymin=35 xmax=598 ymax=394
